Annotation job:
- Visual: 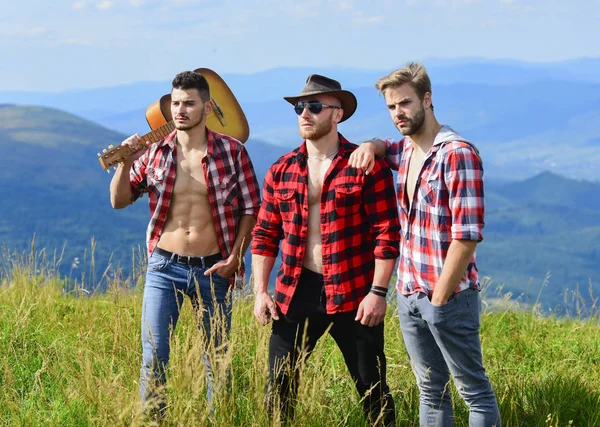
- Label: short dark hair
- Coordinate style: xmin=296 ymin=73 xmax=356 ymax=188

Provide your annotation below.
xmin=172 ymin=71 xmax=210 ymax=102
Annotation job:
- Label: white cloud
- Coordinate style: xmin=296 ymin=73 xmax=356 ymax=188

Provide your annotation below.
xmin=73 ymin=1 xmax=86 ymax=10
xmin=337 ymin=0 xmax=353 ymax=10
xmin=59 ymin=38 xmax=93 ymax=45
xmin=129 ymin=0 xmax=145 ymax=6
xmin=0 ymin=26 xmax=49 ymax=40
xmin=96 ymin=1 xmax=114 ymax=10
xmin=500 ymin=0 xmax=536 ymax=13
xmin=351 ymin=10 xmax=384 ymax=25
xmin=27 ymin=27 xmax=49 ymax=36
xmin=167 ymin=0 xmax=212 ymax=5
xmin=353 ymin=15 xmax=384 ymax=24
xmin=293 ymin=5 xmax=319 ymax=18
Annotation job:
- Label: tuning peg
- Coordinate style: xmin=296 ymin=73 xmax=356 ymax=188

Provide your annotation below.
xmin=108 ymin=144 xmax=114 ymax=149
xmin=106 ymin=170 xmax=111 ymax=174
xmin=103 ymin=149 xmax=108 ymax=153
xmin=97 ymin=153 xmax=101 ymax=157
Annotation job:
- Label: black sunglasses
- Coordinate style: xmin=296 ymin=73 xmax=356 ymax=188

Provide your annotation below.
xmin=294 ymin=101 xmax=341 ymax=115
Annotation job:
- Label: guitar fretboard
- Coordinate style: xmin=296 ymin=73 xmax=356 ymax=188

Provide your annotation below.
xmin=141 ymin=121 xmax=176 ymax=143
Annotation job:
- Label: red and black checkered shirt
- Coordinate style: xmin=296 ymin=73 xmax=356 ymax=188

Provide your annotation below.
xmin=129 ymin=127 xmax=261 ymax=280
xmin=251 ymin=135 xmax=400 ymax=315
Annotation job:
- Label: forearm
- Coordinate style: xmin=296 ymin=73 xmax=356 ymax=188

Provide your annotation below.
xmin=372 ymin=258 xmax=396 ymax=290
xmin=109 ymin=161 xmax=135 ymax=209
xmin=364 ymin=138 xmax=387 ymax=158
xmin=431 ymin=239 xmax=477 ymax=304
xmin=229 ymin=215 xmax=257 ymax=262
xmin=252 ymin=254 xmax=276 ymax=294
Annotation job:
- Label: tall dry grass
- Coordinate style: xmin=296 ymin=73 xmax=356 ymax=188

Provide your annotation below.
xmin=0 ymin=244 xmax=599 ymax=426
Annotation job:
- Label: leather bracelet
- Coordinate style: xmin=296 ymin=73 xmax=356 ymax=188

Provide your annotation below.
xmin=371 ymin=285 xmax=389 ymax=295
xmin=370 ymin=288 xmax=387 ymax=298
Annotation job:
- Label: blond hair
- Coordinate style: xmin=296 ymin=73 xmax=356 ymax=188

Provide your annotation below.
xmin=375 ymin=62 xmax=433 ymax=110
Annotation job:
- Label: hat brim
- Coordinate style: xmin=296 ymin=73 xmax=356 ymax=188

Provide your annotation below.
xmin=284 ymin=90 xmax=357 ymax=123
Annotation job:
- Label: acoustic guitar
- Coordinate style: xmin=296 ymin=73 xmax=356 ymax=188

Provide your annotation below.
xmin=97 ymin=68 xmax=249 ymax=171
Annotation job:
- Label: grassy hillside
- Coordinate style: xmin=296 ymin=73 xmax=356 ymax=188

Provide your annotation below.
xmin=0 ymin=254 xmax=599 ymax=426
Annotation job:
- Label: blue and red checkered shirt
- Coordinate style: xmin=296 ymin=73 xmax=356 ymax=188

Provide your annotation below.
xmin=383 ymin=126 xmax=485 ymax=297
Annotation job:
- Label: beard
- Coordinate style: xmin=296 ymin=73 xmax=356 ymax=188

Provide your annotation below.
xmin=397 ymin=106 xmax=425 ymax=136
xmin=299 ymin=111 xmax=334 ymax=140
xmin=174 ymin=110 xmax=205 ymax=131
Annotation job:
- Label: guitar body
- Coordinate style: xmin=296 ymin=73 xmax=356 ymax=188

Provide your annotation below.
xmin=98 ymin=68 xmax=249 ymax=170
xmin=145 ymin=95 xmax=171 ymax=131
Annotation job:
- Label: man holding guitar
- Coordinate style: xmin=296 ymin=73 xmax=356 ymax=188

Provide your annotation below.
xmin=109 ymin=70 xmax=261 ymax=416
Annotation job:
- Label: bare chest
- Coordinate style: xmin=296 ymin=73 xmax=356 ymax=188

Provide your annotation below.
xmin=307 ymin=159 xmax=332 ymax=206
xmin=406 ymin=150 xmax=426 ymax=206
xmin=174 ymin=150 xmax=208 ymax=196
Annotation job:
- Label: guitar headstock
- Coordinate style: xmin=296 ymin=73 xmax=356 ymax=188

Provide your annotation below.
xmin=97 ymin=144 xmax=135 ymax=171
xmin=97 ymin=121 xmax=175 ymax=171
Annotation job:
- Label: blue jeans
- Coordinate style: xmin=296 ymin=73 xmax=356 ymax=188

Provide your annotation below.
xmin=397 ymin=288 xmax=501 ymax=427
xmin=139 ymin=251 xmax=232 ymax=413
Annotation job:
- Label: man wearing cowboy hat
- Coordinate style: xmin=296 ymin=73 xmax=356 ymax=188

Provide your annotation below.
xmin=251 ymin=74 xmax=401 ymax=426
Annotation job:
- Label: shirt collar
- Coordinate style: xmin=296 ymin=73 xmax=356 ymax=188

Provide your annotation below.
xmin=295 ymin=132 xmax=353 ymax=163
xmin=156 ymin=126 xmax=220 ymax=158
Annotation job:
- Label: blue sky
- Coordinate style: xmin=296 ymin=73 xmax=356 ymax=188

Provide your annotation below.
xmin=2 ymin=0 xmax=599 ymax=91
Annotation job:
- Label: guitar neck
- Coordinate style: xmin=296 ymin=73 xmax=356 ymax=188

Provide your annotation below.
xmin=98 ymin=121 xmax=175 ymax=170
xmin=140 ymin=121 xmax=176 ymax=144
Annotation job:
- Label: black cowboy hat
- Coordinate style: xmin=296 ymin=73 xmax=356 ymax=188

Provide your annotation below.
xmin=283 ymin=74 xmax=357 ymax=123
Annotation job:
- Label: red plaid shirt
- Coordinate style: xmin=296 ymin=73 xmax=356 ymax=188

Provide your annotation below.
xmin=383 ymin=126 xmax=485 ymax=297
xmin=129 ymin=128 xmax=261 ymax=281
xmin=251 ymin=135 xmax=400 ymax=315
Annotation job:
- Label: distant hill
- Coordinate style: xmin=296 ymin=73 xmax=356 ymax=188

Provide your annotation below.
xmin=4 ymin=61 xmax=598 ymax=182
xmin=0 ymin=105 xmax=287 ymax=282
xmin=480 ymin=171 xmax=600 ymax=310
xmin=1 ymin=105 xmax=599 ymax=310
xmin=2 ymin=58 xmax=600 ymax=113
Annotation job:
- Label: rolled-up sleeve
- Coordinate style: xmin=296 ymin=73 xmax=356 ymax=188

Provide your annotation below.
xmin=236 ymin=145 xmax=262 ymax=217
xmin=129 ymin=152 xmax=149 ymax=203
xmin=363 ymin=160 xmax=401 ymax=259
xmin=251 ymin=168 xmax=283 ymax=257
xmin=383 ymin=137 xmax=405 ymax=171
xmin=444 ymin=145 xmax=485 ymax=242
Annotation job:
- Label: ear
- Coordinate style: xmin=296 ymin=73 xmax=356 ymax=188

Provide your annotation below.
xmin=204 ymin=99 xmax=213 ymax=115
xmin=333 ymin=107 xmax=343 ymax=124
xmin=423 ymin=92 xmax=432 ymax=109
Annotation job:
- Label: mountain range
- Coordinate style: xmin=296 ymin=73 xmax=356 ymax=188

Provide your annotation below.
xmin=1 ymin=59 xmax=599 ymax=311
xmin=2 ymin=58 xmax=600 ymax=183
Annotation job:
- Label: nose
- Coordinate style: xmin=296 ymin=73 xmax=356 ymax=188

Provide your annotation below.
xmin=299 ymin=105 xmax=311 ymax=119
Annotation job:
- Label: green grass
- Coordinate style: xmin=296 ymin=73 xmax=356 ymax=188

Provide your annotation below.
xmin=0 ymin=251 xmax=599 ymax=427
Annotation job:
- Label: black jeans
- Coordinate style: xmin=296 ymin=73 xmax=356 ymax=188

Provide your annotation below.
xmin=266 ymin=268 xmax=396 ymax=426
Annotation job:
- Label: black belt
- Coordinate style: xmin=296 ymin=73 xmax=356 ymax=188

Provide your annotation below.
xmin=154 ymin=247 xmax=222 ymax=268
